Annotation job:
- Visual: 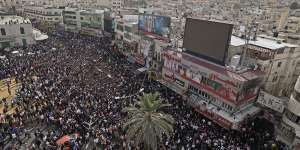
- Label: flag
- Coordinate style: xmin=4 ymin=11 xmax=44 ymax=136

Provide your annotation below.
xmin=56 ymin=133 xmax=80 ymax=145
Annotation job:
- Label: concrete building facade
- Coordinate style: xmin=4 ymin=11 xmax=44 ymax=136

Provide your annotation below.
xmin=160 ymin=50 xmax=263 ymax=129
xmin=0 ymin=14 xmax=35 ymax=49
xmin=63 ymin=8 xmax=104 ymax=37
xmin=229 ymin=35 xmax=300 ymax=98
xmin=278 ymin=76 xmax=300 ymax=150
xmin=23 ymin=6 xmax=63 ymax=23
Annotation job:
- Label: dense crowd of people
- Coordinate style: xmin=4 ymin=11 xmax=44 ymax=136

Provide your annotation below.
xmin=0 ymin=32 xmax=288 ymax=150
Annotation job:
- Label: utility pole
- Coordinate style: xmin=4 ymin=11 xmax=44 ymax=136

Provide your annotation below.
xmin=239 ymin=23 xmax=251 ymax=67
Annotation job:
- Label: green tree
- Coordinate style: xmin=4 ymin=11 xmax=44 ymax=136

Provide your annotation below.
xmin=123 ymin=92 xmax=175 ymax=150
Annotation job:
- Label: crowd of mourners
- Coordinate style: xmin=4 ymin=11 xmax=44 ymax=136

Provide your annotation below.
xmin=0 ymin=32 xmax=289 ymax=150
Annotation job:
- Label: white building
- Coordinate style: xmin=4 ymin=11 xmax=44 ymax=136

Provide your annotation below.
xmin=229 ymin=34 xmax=300 ymax=98
xmin=0 ymin=14 xmax=35 ymax=49
xmin=278 ymin=76 xmax=300 ymax=150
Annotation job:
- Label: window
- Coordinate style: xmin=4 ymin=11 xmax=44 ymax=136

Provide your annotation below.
xmin=20 ymin=27 xmax=25 ymax=34
xmin=285 ymin=110 xmax=299 ymax=124
xmin=22 ymin=39 xmax=27 ymax=47
xmin=188 ymin=85 xmax=198 ymax=94
xmin=272 ymin=75 xmax=278 ymax=82
xmin=277 ymin=62 xmax=282 ymax=68
xmin=276 ymin=48 xmax=284 ymax=54
xmin=80 ymin=17 xmax=83 ymax=20
xmin=198 ymin=89 xmax=203 ymax=96
xmin=175 ymin=78 xmax=185 ymax=87
xmin=0 ymin=28 xmax=6 ymax=35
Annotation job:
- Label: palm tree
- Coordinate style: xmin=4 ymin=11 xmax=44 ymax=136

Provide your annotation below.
xmin=122 ymin=92 xmax=175 ymax=150
xmin=141 ymin=66 xmax=157 ymax=87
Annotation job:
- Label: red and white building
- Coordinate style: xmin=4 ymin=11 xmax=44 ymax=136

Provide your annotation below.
xmin=161 ymin=50 xmax=264 ymax=129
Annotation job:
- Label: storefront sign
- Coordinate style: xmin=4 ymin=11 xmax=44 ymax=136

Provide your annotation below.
xmin=257 ymin=91 xmax=285 ymax=113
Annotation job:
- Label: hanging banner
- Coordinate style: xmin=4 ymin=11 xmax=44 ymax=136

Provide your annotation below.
xmin=257 ymin=91 xmax=285 ymax=113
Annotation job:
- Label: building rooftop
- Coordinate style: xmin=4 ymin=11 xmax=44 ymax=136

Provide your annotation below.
xmin=64 ymin=8 xmax=104 ymax=14
xmin=230 ymin=35 xmax=299 ymax=49
xmin=164 ymin=50 xmax=264 ymax=83
xmin=0 ymin=15 xmax=31 ymax=25
xmin=80 ymin=9 xmax=105 ymax=14
xmin=24 ymin=5 xmax=63 ymax=10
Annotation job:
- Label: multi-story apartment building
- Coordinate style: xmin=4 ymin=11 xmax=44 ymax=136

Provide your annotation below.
xmin=229 ymin=34 xmax=300 ymax=97
xmin=114 ymin=16 xmax=145 ymax=65
xmin=0 ymin=14 xmax=35 ymax=49
xmin=111 ymin=0 xmax=124 ymax=11
xmin=160 ymin=49 xmax=263 ymax=129
xmin=23 ymin=6 xmax=63 ymax=23
xmin=278 ymin=76 xmax=300 ymax=150
xmin=63 ymin=8 xmax=104 ymax=36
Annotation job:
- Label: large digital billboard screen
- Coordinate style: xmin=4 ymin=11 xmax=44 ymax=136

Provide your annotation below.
xmin=138 ymin=14 xmax=171 ymax=38
xmin=183 ymin=19 xmax=233 ymax=66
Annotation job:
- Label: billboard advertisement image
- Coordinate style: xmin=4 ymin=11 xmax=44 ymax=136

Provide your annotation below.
xmin=138 ymin=14 xmax=171 ymax=38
